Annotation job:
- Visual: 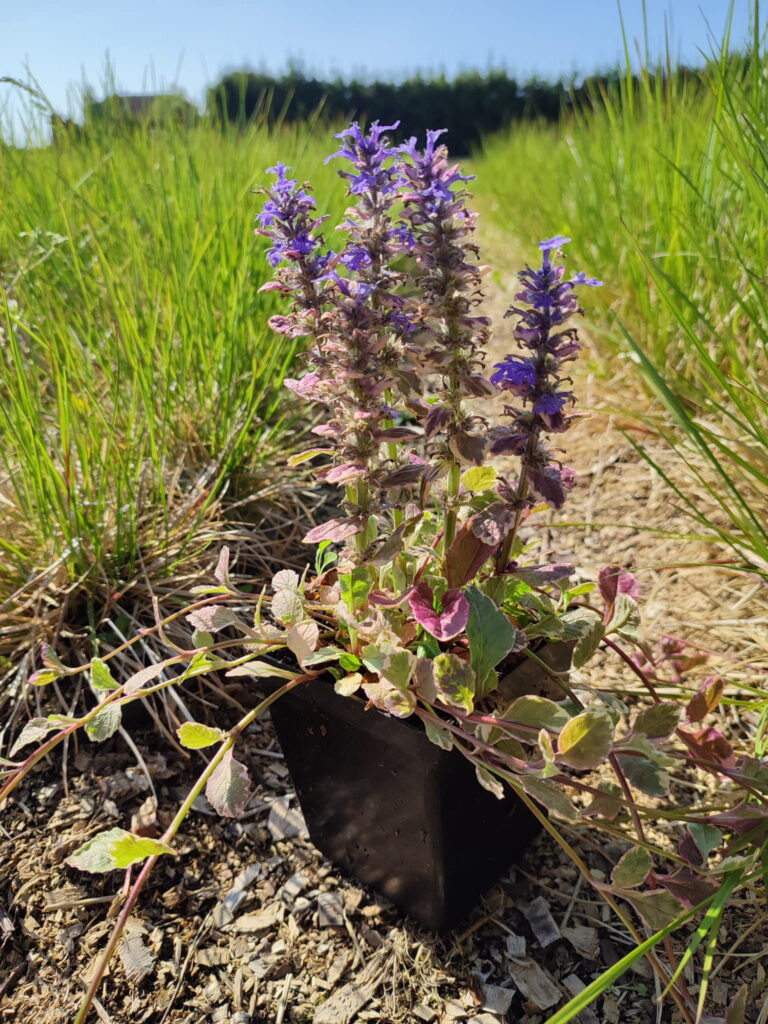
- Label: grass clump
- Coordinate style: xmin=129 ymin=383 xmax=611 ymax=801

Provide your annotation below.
xmin=0 ymin=92 xmax=344 ymax=671
xmin=476 ymin=7 xmax=768 ymax=568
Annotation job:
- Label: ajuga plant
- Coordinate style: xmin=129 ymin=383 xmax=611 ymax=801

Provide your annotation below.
xmin=3 ymin=123 xmax=764 ymax=1024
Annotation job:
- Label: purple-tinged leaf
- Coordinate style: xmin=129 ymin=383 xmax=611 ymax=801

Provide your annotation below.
xmin=448 ymin=431 xmax=487 ymax=466
xmin=368 ymin=587 xmax=416 ymax=608
xmin=511 ymin=563 xmax=574 ymax=586
xmin=424 ymin=405 xmax=451 ymax=438
xmin=686 ymin=676 xmax=725 ymax=722
xmin=654 ymin=867 xmax=718 ymax=908
xmin=686 ymin=823 xmax=721 ymax=864
xmin=707 ymin=803 xmax=768 ymax=836
xmin=373 ymin=427 xmax=422 ymax=441
xmin=679 ymin=726 xmax=735 ymax=768
xmin=205 ymin=751 xmax=252 ymax=818
xmin=598 ymin=565 xmax=640 ymax=607
xmin=379 ymin=464 xmax=427 ymax=489
xmin=470 ymin=502 xmax=516 ymax=546
xmin=302 ymin=517 xmax=364 ymax=544
xmin=444 ymin=524 xmax=497 ymax=589
xmin=409 ymin=584 xmax=469 ymax=641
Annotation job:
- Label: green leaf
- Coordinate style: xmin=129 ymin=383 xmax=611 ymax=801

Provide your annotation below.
xmin=361 ymin=642 xmax=416 ymax=691
xmin=302 ymin=646 xmax=345 ymax=666
xmin=66 ymin=828 xmax=174 ymax=873
xmin=338 ymin=653 xmax=361 ymax=671
xmin=557 ymin=709 xmax=614 ymax=770
xmin=475 ymin=764 xmax=504 ymax=799
xmin=607 ymin=592 xmax=641 ymax=642
xmin=334 ymin=672 xmax=363 ymax=696
xmin=688 ymin=823 xmax=721 ymax=862
xmin=524 ymin=614 xmax=568 ymax=640
xmin=111 ymin=833 xmax=175 ymax=868
xmin=424 ymin=719 xmax=453 ymax=751
xmin=461 ymin=466 xmax=498 ymax=492
xmin=91 ymin=657 xmax=119 ymax=691
xmin=177 ymin=722 xmax=226 ymax=749
xmin=339 ymin=567 xmax=372 ymax=614
xmin=522 ymin=775 xmax=579 ymax=820
xmin=560 ymin=606 xmax=603 ymax=641
xmin=621 ymin=889 xmax=685 ymax=931
xmin=10 ymin=717 xmax=61 ymax=756
xmin=271 ymin=588 xmax=305 ymax=626
xmin=505 ymin=695 xmax=571 ymax=732
xmin=85 ymin=698 xmax=122 ymax=743
xmin=205 ymin=750 xmax=251 ymax=818
xmin=611 ymin=846 xmax=653 ymax=889
xmin=571 ymin=613 xmax=605 ymax=669
xmin=433 ymin=652 xmax=475 ymax=712
xmin=466 ymin=587 xmax=526 ymax=694
xmin=634 ymin=702 xmax=680 ymax=739
xmin=615 ymin=752 xmax=669 ymax=796
xmin=29 ymin=669 xmax=59 ymax=686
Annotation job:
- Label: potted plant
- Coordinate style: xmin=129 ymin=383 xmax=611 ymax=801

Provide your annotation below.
xmin=247 ymin=121 xmax=604 ymax=928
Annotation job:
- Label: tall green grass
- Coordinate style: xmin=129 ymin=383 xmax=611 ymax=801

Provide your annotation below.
xmin=0 ymin=97 xmax=343 ymax=607
xmin=477 ymin=7 xmax=768 ymax=567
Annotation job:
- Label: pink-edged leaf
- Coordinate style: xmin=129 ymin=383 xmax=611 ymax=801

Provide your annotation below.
xmin=205 ymin=750 xmax=251 ymax=818
xmin=409 ymin=583 xmax=469 ymax=641
xmin=124 ymin=659 xmax=172 ymax=696
xmin=186 ymin=604 xmax=239 ymax=633
xmin=361 ymin=677 xmax=416 ymax=718
xmin=598 ymin=565 xmax=640 ymax=606
xmin=302 ymin=517 xmax=364 ymax=544
xmin=284 ymin=371 xmax=322 ymax=396
xmin=285 ymin=620 xmax=320 ymax=667
xmin=269 ymin=315 xmax=307 ymax=338
xmin=214 ymin=546 xmax=230 ymax=584
xmin=318 ymin=463 xmax=367 ymax=485
xmin=444 ymin=523 xmax=497 ymax=588
xmin=368 ymin=586 xmax=416 ymax=608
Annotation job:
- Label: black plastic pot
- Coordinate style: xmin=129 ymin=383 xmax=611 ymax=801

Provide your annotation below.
xmin=266 ymin=641 xmax=572 ymax=931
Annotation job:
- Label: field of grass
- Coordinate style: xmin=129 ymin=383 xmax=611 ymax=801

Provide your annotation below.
xmin=0 ymin=107 xmax=346 ymax=667
xmin=477 ymin=14 xmax=768 ymax=568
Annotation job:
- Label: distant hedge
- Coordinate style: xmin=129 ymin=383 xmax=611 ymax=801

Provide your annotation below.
xmin=204 ymin=65 xmax=707 ymax=154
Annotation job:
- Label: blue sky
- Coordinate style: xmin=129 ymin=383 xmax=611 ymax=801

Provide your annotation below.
xmin=0 ymin=1 xmax=756 ymax=118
